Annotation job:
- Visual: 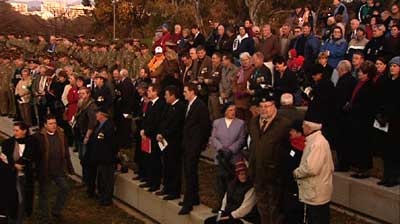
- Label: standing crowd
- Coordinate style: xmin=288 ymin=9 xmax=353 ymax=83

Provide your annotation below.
xmin=1 ymin=0 xmax=400 ymax=223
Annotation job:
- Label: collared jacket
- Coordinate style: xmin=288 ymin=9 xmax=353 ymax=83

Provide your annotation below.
xmin=35 ymin=128 xmax=74 ymax=181
xmin=294 ymin=130 xmax=334 ymax=205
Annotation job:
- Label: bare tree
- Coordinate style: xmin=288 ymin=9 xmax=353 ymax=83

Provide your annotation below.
xmin=244 ymin=0 xmax=268 ymax=25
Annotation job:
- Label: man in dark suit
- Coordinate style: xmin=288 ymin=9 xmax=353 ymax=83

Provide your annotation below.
xmin=190 ymin=25 xmax=206 ymax=48
xmin=273 ymin=56 xmax=300 ymax=103
xmin=92 ymin=74 xmax=113 ymax=112
xmin=179 ymin=83 xmax=211 ymax=215
xmin=140 ymin=84 xmax=166 ymax=192
xmin=114 ymin=68 xmax=139 ymax=148
xmin=87 ymin=109 xmax=117 ymax=206
xmin=156 ymin=85 xmax=186 ymax=200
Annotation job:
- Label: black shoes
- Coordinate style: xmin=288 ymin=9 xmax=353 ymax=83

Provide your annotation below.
xmin=350 ymin=173 xmax=370 ymax=179
xmin=178 ymin=206 xmax=193 ymax=215
xmin=148 ymin=186 xmax=159 ymax=192
xmin=163 ymin=195 xmax=180 ymax=200
xmin=139 ymin=182 xmax=151 ymax=188
xmin=178 ymin=200 xmax=200 ymax=206
xmin=377 ymin=179 xmax=399 ymax=187
xmin=155 ymin=190 xmax=167 ymax=196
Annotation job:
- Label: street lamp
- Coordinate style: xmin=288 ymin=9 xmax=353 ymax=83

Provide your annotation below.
xmin=112 ymin=0 xmax=118 ymax=40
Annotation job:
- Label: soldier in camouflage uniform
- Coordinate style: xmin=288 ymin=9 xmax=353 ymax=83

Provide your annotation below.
xmin=0 ymin=54 xmax=11 ymax=115
xmin=35 ymin=36 xmax=48 ymax=57
xmin=1 ymin=55 xmax=16 ymax=116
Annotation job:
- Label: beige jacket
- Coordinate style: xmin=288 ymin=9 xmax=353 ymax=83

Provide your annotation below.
xmin=293 ymin=130 xmax=334 ymax=205
xmin=15 ymin=78 xmax=32 ymax=104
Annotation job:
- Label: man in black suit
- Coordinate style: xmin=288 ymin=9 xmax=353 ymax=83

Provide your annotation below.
xmin=190 ymin=25 xmax=206 ymax=48
xmin=87 ymin=109 xmax=117 ymax=206
xmin=114 ymin=69 xmax=139 ymax=148
xmin=140 ymin=84 xmax=166 ymax=192
xmin=179 ymin=83 xmax=211 ymax=215
xmin=156 ymin=85 xmax=186 ymax=200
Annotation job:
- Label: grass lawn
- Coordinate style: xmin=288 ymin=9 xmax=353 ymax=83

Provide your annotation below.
xmin=25 ymin=180 xmax=144 ymax=224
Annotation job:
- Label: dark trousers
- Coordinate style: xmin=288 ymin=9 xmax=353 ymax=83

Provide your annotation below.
xmin=147 ymin=149 xmax=162 ymax=188
xmin=282 ymin=193 xmax=304 ymax=224
xmin=383 ymin=133 xmax=400 ymax=182
xmin=182 ymin=150 xmax=201 ymax=207
xmin=86 ymin=163 xmax=98 ymax=196
xmin=305 ymin=203 xmax=330 ymax=224
xmin=115 ymin=116 xmax=133 ymax=149
xmin=350 ymin=121 xmax=373 ymax=171
xmin=134 ymin=137 xmax=147 ymax=180
xmin=9 ymin=176 xmax=26 ymax=224
xmin=216 ymin=163 xmax=234 ymax=208
xmin=333 ymin=116 xmax=352 ymax=170
xmin=97 ymin=164 xmax=115 ymax=204
xmin=204 ymin=216 xmax=244 ymax=224
xmin=39 ymin=175 xmax=69 ymax=223
xmin=255 ymin=185 xmax=284 ymax=224
xmin=37 ymin=102 xmax=47 ymax=128
xmin=162 ymin=143 xmax=182 ymax=196
xmin=76 ymin=141 xmax=88 ymax=185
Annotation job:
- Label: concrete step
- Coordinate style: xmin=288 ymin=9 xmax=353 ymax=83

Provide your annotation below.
xmin=332 ymin=172 xmax=400 ymax=224
xmin=70 ymin=150 xmax=214 ymax=224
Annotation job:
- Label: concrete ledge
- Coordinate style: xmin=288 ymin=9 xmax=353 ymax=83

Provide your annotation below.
xmin=332 ymin=172 xmax=400 ymax=224
xmin=70 ymin=150 xmax=214 ymax=224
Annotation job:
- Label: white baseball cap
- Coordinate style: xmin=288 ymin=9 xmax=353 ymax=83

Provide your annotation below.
xmin=155 ymin=46 xmax=163 ymax=54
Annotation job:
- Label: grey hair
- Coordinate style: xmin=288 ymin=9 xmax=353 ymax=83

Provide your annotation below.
xmin=336 ymin=60 xmax=352 ymax=73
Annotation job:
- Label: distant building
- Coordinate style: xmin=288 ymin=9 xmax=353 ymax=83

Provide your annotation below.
xmin=10 ymin=0 xmax=94 ymax=20
xmin=10 ymin=2 xmax=28 ymax=14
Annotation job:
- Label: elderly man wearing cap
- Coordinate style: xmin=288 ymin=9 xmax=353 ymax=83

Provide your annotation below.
xmin=86 ymin=108 xmax=117 ymax=206
xmin=376 ymin=56 xmax=400 ymax=187
xmin=92 ymin=72 xmax=112 ymax=112
xmin=248 ymin=96 xmax=291 ymax=223
xmin=293 ymin=112 xmax=334 ymax=224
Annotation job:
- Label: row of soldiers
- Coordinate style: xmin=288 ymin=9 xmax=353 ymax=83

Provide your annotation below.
xmin=0 ymin=34 xmax=154 ymax=80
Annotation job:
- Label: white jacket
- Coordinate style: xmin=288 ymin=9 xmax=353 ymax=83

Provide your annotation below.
xmin=293 ymin=130 xmax=334 ymax=205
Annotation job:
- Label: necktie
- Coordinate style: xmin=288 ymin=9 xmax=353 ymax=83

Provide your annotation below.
xmin=148 ymin=101 xmax=153 ymax=111
xmin=185 ymin=104 xmax=191 ymax=118
xmin=260 ymin=119 xmax=268 ymax=132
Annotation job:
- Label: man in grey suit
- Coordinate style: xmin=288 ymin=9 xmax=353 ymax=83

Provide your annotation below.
xmin=209 ymin=103 xmax=246 ymax=212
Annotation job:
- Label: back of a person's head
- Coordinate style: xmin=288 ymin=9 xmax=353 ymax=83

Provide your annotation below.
xmin=280 ymin=93 xmax=294 ymax=106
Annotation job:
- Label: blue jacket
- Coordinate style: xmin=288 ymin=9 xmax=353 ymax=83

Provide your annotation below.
xmin=320 ymin=38 xmax=348 ymax=68
xmin=304 ymin=34 xmax=321 ymax=64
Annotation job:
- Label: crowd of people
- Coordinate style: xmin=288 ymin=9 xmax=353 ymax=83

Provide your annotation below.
xmin=1 ymin=0 xmax=400 ymax=223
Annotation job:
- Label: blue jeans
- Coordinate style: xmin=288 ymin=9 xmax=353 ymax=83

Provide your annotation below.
xmin=8 ymin=176 xmax=25 ymax=224
xmin=75 ymin=140 xmax=88 ymax=184
xmin=38 ymin=175 xmax=69 ymax=224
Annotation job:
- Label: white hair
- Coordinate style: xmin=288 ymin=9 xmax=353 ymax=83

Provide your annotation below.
xmin=303 ymin=120 xmax=322 ymax=131
xmin=336 ymin=60 xmax=352 ymax=73
xmin=120 ymin=69 xmax=128 ymax=77
xmin=239 ymin=52 xmax=251 ymax=60
xmin=280 ymin=93 xmax=294 ymax=106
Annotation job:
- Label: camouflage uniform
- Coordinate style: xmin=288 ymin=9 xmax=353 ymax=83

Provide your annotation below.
xmin=2 ymin=62 xmax=15 ymax=116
